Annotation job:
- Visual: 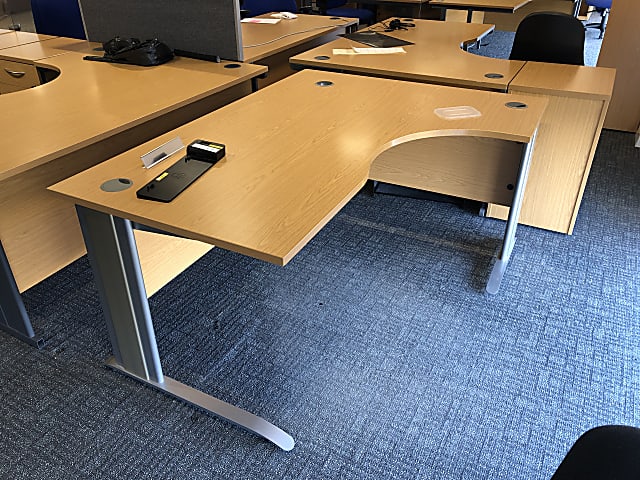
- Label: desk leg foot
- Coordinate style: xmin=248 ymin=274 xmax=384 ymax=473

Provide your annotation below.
xmin=107 ymin=357 xmax=295 ymax=451
xmin=77 ymin=206 xmax=294 ymax=451
xmin=486 ymin=257 xmax=508 ymax=295
xmin=0 ymin=241 xmax=44 ymax=348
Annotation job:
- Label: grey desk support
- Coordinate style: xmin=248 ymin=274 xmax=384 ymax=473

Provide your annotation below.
xmin=486 ymin=131 xmax=537 ymax=294
xmin=75 ymin=205 xmax=295 ymax=451
xmin=0 ymin=241 xmax=44 ymax=348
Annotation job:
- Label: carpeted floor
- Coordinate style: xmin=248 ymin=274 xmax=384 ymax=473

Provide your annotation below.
xmin=1 ymin=29 xmax=637 ymax=480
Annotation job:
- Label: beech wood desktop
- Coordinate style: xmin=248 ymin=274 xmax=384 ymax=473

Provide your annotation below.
xmin=290 ymin=18 xmax=615 ymax=235
xmin=50 ymin=70 xmax=546 ymax=450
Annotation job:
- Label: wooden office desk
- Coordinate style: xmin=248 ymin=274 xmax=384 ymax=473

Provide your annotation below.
xmin=0 ymin=36 xmax=86 ymax=61
xmin=430 ymin=0 xmax=531 ymax=22
xmin=0 ymin=30 xmax=55 ymax=50
xmin=290 ymin=19 xmax=525 ymax=91
xmin=0 ymin=40 xmax=266 ymax=346
xmin=291 ymin=18 xmax=615 ymax=235
xmin=487 ymin=61 xmax=616 ymax=233
xmin=242 ymin=13 xmax=357 ymax=87
xmin=49 ymin=70 xmax=545 ymax=450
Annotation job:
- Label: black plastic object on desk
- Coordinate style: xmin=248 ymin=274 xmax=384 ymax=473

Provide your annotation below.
xmin=136 ymin=140 xmax=226 ymax=202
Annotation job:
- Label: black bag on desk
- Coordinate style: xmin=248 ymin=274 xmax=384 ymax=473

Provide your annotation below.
xmin=84 ymin=37 xmax=174 ymax=66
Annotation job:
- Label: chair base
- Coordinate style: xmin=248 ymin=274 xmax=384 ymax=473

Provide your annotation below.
xmin=551 ymin=426 xmax=640 ymax=479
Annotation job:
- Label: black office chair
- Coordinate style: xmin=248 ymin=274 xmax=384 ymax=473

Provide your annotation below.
xmin=584 ymin=0 xmax=612 ymax=39
xmin=241 ymin=0 xmax=298 ymax=17
xmin=551 ymin=425 xmax=640 ymax=479
xmin=316 ymin=0 xmax=375 ymax=26
xmin=509 ymin=12 xmax=585 ymax=66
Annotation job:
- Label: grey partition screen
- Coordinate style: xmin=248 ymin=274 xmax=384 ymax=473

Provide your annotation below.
xmin=78 ymin=0 xmax=243 ymax=61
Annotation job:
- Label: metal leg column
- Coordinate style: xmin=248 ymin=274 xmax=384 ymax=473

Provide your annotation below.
xmin=0 ymin=241 xmax=44 ymax=348
xmin=486 ymin=132 xmax=537 ymax=295
xmin=76 ymin=206 xmax=295 ymax=451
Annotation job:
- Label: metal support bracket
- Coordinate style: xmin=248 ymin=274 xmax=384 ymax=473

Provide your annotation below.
xmin=76 ymin=205 xmax=294 ymax=451
xmin=0 ymin=241 xmax=43 ymax=348
xmin=486 ymin=133 xmax=537 ymax=294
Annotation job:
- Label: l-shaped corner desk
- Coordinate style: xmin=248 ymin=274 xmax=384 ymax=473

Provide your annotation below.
xmin=290 ymin=18 xmax=616 ymax=235
xmin=49 ymin=69 xmax=548 ymax=450
xmin=0 ymin=14 xmax=356 ymax=347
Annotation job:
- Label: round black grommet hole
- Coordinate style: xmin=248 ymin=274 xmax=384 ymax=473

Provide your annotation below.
xmin=505 ymin=101 xmax=528 ymax=109
xmin=507 ymin=184 xmax=514 ymax=190
xmin=224 ymin=63 xmax=241 ymax=69
xmin=315 ymin=81 xmax=334 ymax=87
xmin=330 ymin=17 xmax=341 ymax=20
xmin=101 ymin=178 xmax=133 ymax=192
xmin=484 ymin=72 xmax=504 ymax=79
xmin=315 ymin=55 xmax=331 ymax=60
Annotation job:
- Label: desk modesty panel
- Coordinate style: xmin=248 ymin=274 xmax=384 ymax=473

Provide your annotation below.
xmin=290 ymin=19 xmax=525 ymax=91
xmin=49 ymin=70 xmax=546 ymax=449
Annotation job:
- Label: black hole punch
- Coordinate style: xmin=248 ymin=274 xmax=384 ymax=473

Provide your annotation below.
xmin=224 ymin=63 xmax=241 ymax=69
xmin=315 ymin=81 xmax=334 ymax=87
xmin=505 ymin=101 xmax=528 ymax=109
xmin=507 ymin=184 xmax=514 ymax=190
xmin=118 ymin=178 xmax=132 ymax=185
xmin=484 ymin=72 xmax=504 ymax=79
xmin=315 ymin=55 xmax=330 ymax=60
xmin=330 ymin=17 xmax=341 ymax=20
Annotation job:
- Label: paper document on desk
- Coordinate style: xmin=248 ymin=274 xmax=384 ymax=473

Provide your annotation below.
xmin=241 ymin=18 xmax=281 ymax=24
xmin=332 ymin=47 xmax=406 ymax=55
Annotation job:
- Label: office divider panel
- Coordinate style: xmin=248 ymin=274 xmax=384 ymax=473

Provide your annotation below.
xmin=79 ymin=0 xmax=243 ymax=61
xmin=31 ymin=0 xmax=87 ymax=39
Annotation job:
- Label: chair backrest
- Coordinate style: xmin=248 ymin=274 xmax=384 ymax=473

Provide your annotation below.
xmin=241 ymin=0 xmax=298 ymax=16
xmin=509 ymin=12 xmax=585 ymax=66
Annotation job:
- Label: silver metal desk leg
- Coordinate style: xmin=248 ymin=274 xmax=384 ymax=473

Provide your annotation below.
xmin=76 ymin=205 xmax=295 ymax=451
xmin=486 ymin=132 xmax=537 ymax=295
xmin=0 ymin=241 xmax=44 ymax=348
